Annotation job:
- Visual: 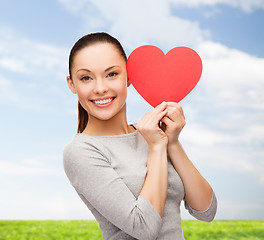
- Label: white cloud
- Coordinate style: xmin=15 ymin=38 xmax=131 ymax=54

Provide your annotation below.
xmin=169 ymin=0 xmax=264 ymax=12
xmin=58 ymin=0 xmax=209 ymax=52
xmin=216 ymin=199 xmax=264 ymax=219
xmin=0 ymin=160 xmax=63 ymax=176
xmin=0 ymin=193 xmax=94 ymax=220
xmin=0 ymin=74 xmax=53 ymax=111
xmin=0 ymin=154 xmax=63 ymax=176
xmin=0 ymin=76 xmax=22 ymax=104
xmin=0 ymin=27 xmax=71 ymax=112
xmin=59 ymin=0 xmax=264 ymax=15
xmin=197 ymin=41 xmax=264 ymax=110
xmin=58 ymin=0 xmax=89 ymax=14
xmin=0 ymin=27 xmax=68 ymax=79
xmin=182 ymin=124 xmax=233 ymax=146
xmin=181 ymin=123 xmax=264 ymax=184
xmin=0 ymin=57 xmax=29 ymax=74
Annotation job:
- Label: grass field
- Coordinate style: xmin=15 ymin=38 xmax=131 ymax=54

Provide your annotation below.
xmin=0 ymin=220 xmax=263 ymax=240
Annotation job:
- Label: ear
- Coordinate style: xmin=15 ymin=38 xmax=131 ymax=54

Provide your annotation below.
xmin=67 ymin=76 xmax=77 ymax=94
xmin=127 ymin=77 xmax=131 ymax=87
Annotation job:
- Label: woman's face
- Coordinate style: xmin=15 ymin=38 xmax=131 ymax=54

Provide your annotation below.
xmin=68 ymin=43 xmax=129 ymax=121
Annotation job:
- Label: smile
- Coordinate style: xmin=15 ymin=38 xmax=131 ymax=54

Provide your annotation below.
xmin=91 ymin=97 xmax=115 ymax=105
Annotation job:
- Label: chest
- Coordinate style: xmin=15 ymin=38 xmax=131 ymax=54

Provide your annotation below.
xmin=109 ymin=140 xmax=148 ymax=197
xmin=105 ymin=139 xmax=185 ymax=203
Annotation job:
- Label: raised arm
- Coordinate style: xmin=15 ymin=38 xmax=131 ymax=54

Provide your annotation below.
xmin=161 ymin=102 xmax=216 ymax=221
xmin=136 ymin=101 xmax=169 ymax=218
xmin=168 ymin=141 xmax=213 ymax=210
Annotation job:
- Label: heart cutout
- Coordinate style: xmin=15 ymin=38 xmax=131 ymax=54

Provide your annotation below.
xmin=126 ymin=45 xmax=202 ymax=107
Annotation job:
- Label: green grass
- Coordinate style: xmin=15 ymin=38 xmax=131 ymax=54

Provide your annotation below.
xmin=0 ymin=220 xmax=102 ymax=240
xmin=0 ymin=220 xmax=263 ymax=240
xmin=182 ymin=220 xmax=264 ymax=240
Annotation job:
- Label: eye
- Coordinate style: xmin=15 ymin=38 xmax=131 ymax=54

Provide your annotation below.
xmin=107 ymin=72 xmax=118 ymax=78
xmin=80 ymin=76 xmax=92 ymax=81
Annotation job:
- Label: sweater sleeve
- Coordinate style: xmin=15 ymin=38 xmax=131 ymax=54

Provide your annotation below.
xmin=63 ymin=139 xmax=162 ymax=240
xmin=184 ymin=191 xmax=217 ymax=222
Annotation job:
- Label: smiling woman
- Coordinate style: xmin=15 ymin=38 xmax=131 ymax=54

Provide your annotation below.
xmin=66 ymin=33 xmax=128 ymax=134
xmin=63 ymin=32 xmax=217 ymax=240
xmin=67 ymin=43 xmax=129 ymax=134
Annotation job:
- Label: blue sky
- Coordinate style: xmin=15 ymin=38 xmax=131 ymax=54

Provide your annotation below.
xmin=0 ymin=0 xmax=263 ymax=220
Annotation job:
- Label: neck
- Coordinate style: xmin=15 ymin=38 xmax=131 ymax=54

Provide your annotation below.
xmin=83 ymin=104 xmax=134 ymax=136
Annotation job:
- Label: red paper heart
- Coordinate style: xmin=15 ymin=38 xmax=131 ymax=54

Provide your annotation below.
xmin=126 ymin=45 xmax=202 ymax=107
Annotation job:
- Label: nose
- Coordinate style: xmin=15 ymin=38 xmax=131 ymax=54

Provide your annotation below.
xmin=93 ymin=78 xmax=108 ymax=95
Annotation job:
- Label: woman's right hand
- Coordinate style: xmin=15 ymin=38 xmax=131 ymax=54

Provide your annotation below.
xmin=136 ymin=101 xmax=168 ymax=150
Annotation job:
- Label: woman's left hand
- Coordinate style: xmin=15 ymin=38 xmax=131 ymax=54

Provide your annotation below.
xmin=160 ymin=102 xmax=186 ymax=145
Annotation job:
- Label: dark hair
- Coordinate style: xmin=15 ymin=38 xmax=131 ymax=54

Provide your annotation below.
xmin=68 ymin=32 xmax=127 ymax=133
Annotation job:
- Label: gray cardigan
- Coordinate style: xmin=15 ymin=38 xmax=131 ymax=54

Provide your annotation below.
xmin=63 ymin=130 xmax=217 ymax=240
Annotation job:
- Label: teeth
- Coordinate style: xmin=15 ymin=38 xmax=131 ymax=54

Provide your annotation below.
xmin=94 ymin=98 xmax=113 ymax=105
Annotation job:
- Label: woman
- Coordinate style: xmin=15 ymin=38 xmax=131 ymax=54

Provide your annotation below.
xmin=63 ymin=32 xmax=217 ymax=240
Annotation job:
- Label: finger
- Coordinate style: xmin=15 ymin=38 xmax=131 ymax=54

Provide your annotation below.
xmin=143 ymin=101 xmax=167 ymax=122
xmin=166 ymin=105 xmax=185 ymax=121
xmin=144 ymin=108 xmax=168 ymax=127
xmin=154 ymin=108 xmax=168 ymax=123
xmin=166 ymin=107 xmax=183 ymax=121
xmin=139 ymin=105 xmax=168 ymax=127
xmin=166 ymin=102 xmax=179 ymax=107
xmin=160 ymin=115 xmax=173 ymax=126
xmin=152 ymin=101 xmax=167 ymax=114
xmin=161 ymin=114 xmax=186 ymax=133
xmin=166 ymin=102 xmax=184 ymax=115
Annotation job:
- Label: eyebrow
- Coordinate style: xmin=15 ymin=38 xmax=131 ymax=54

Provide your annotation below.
xmin=105 ymin=65 xmax=120 ymax=72
xmin=76 ymin=65 xmax=120 ymax=74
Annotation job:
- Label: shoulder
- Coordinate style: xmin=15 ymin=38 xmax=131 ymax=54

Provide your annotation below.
xmin=63 ymin=134 xmax=111 ymax=167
